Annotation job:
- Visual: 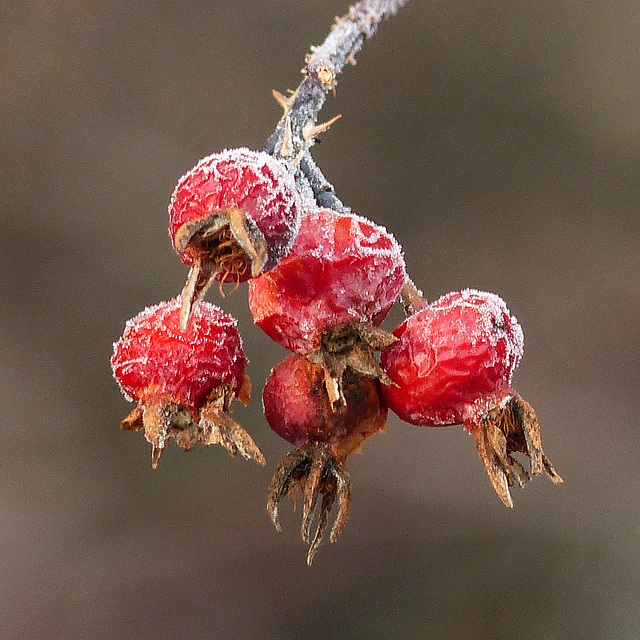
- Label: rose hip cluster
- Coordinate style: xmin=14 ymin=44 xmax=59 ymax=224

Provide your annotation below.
xmin=112 ymin=145 xmax=562 ymax=565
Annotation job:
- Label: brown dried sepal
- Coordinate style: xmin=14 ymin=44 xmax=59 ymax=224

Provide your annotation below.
xmin=267 ymin=443 xmax=351 ymax=566
xmin=175 ymin=207 xmax=269 ymax=331
xmin=307 ymin=321 xmax=398 ymax=410
xmin=120 ymin=377 xmax=265 ymax=468
xmin=464 ymin=393 xmax=563 ymax=508
xmin=200 ymin=379 xmax=266 ymax=465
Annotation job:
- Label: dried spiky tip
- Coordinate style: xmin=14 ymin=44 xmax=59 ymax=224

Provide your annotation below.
xmin=267 ymin=443 xmax=352 ymax=566
xmin=307 ymin=322 xmax=398 ymax=410
xmin=120 ymin=379 xmax=265 ymax=469
xmin=177 ymin=209 xmax=268 ymax=331
xmin=464 ymin=393 xmax=563 ymax=508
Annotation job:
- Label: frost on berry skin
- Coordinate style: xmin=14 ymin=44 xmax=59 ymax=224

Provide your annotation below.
xmin=249 ymin=207 xmax=407 ymax=408
xmin=111 ymin=298 xmax=265 ymax=468
xmin=380 ymin=289 xmax=562 ymax=507
xmin=264 ymin=354 xmax=388 ymax=565
xmin=168 ymin=148 xmax=302 ymax=330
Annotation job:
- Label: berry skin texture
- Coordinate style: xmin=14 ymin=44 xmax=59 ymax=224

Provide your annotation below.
xmin=111 ymin=298 xmax=265 ymax=468
xmin=380 ymin=289 xmax=562 ymax=507
xmin=264 ymin=354 xmax=388 ymax=565
xmin=249 ymin=207 xmax=406 ymax=406
xmin=168 ymin=147 xmax=302 ymax=330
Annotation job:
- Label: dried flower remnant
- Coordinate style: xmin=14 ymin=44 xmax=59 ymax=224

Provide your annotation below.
xmin=249 ymin=207 xmax=407 ymax=407
xmin=264 ymin=354 xmax=387 ymax=564
xmin=381 ymin=289 xmax=562 ymax=506
xmin=168 ymin=148 xmax=302 ymax=330
xmin=111 ymin=298 xmax=265 ymax=468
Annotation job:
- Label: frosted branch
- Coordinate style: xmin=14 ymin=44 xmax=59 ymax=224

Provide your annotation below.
xmin=264 ymin=0 xmax=410 ymax=208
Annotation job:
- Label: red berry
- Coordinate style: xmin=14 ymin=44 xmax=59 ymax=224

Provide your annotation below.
xmin=249 ymin=208 xmax=406 ymax=354
xmin=168 ymin=148 xmax=302 ymax=330
xmin=380 ymin=289 xmax=562 ymax=506
xmin=264 ymin=354 xmax=386 ymax=456
xmin=249 ymin=207 xmax=406 ymax=406
xmin=381 ymin=289 xmax=523 ymax=426
xmin=264 ymin=354 xmax=388 ymax=564
xmin=111 ymin=298 xmax=265 ymax=468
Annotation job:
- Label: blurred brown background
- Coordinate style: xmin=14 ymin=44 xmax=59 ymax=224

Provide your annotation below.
xmin=1 ymin=1 xmax=638 ymax=638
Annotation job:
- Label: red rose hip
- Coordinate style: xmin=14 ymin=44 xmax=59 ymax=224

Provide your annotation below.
xmin=168 ymin=147 xmax=302 ymax=330
xmin=111 ymin=298 xmax=265 ymax=468
xmin=381 ymin=289 xmax=562 ymax=506
xmin=264 ymin=354 xmax=388 ymax=564
xmin=249 ymin=207 xmax=407 ymax=407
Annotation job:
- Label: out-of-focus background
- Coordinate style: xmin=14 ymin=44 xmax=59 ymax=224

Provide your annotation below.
xmin=1 ymin=1 xmax=638 ymax=638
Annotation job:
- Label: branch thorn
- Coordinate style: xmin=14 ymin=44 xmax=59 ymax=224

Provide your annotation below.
xmin=272 ymin=89 xmax=294 ymax=114
xmin=281 ymin=115 xmax=294 ymax=158
xmin=303 ymin=114 xmax=342 ymax=142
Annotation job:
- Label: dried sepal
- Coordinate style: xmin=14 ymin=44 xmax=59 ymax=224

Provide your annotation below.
xmin=177 ymin=208 xmax=269 ymax=330
xmin=200 ymin=395 xmax=266 ymax=466
xmin=119 ymin=385 xmax=265 ymax=469
xmin=308 ymin=322 xmax=398 ymax=409
xmin=120 ymin=397 xmax=198 ymax=469
xmin=266 ymin=443 xmax=352 ymax=565
xmin=465 ymin=393 xmax=563 ymax=507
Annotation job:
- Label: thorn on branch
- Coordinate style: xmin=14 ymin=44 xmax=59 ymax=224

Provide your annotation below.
xmin=282 ymin=116 xmax=294 ymax=159
xmin=272 ymin=89 xmax=294 ymax=113
xmin=303 ymin=114 xmax=342 ymax=142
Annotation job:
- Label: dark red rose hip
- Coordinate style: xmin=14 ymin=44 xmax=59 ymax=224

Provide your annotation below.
xmin=168 ymin=147 xmax=302 ymax=330
xmin=381 ymin=289 xmax=562 ymax=506
xmin=264 ymin=354 xmax=388 ymax=564
xmin=111 ymin=298 xmax=265 ymax=468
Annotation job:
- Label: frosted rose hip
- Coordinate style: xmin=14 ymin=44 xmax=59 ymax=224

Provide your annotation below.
xmin=381 ymin=289 xmax=562 ymax=507
xmin=380 ymin=289 xmax=523 ymax=426
xmin=111 ymin=298 xmax=265 ymax=468
xmin=263 ymin=354 xmax=387 ymax=455
xmin=264 ymin=354 xmax=388 ymax=565
xmin=168 ymin=148 xmax=302 ymax=330
xmin=249 ymin=207 xmax=406 ymax=354
xmin=112 ymin=298 xmax=246 ymax=409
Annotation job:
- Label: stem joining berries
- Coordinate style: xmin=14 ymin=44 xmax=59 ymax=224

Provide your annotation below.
xmin=263 ymin=354 xmax=387 ymax=564
xmin=380 ymin=289 xmax=562 ymax=507
xmin=249 ymin=207 xmax=406 ymax=407
xmin=168 ymin=148 xmax=302 ymax=330
xmin=111 ymin=298 xmax=265 ymax=468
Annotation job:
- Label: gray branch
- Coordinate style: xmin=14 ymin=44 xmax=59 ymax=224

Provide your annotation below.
xmin=263 ymin=0 xmax=410 ymax=210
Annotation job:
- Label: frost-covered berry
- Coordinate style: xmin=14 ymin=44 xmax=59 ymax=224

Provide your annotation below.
xmin=168 ymin=148 xmax=302 ymax=330
xmin=249 ymin=207 xmax=407 ymax=407
xmin=264 ymin=354 xmax=387 ymax=565
xmin=111 ymin=298 xmax=265 ymax=468
xmin=380 ymin=289 xmax=562 ymax=506
xmin=381 ymin=289 xmax=523 ymax=426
